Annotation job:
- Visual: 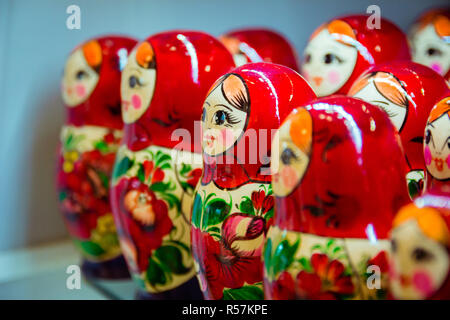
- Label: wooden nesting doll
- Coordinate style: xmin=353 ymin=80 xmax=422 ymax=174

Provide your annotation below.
xmin=264 ymin=96 xmax=411 ymax=300
xmin=109 ymin=31 xmax=235 ymax=299
xmin=423 ymin=95 xmax=450 ymax=195
xmin=56 ymin=36 xmax=137 ymax=279
xmin=301 ymin=15 xmax=411 ymax=97
xmin=191 ymin=62 xmax=316 ymax=300
xmin=409 ymin=8 xmax=450 ymax=82
xmin=220 ymin=28 xmax=300 ymax=71
xmin=348 ymin=61 xmax=448 ymax=199
xmin=390 ymin=195 xmax=450 ymax=299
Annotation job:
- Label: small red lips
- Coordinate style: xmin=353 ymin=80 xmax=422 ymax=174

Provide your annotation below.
xmin=434 ymin=158 xmax=444 ymax=172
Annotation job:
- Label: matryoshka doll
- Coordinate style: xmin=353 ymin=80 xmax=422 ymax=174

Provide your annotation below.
xmin=191 ymin=62 xmax=316 ymax=300
xmin=56 ymin=36 xmax=137 ymax=278
xmin=301 ymin=15 xmax=411 ymax=97
xmin=389 ymin=195 xmax=450 ymax=299
xmin=348 ymin=61 xmax=449 ymax=199
xmin=423 ymin=95 xmax=450 ymax=195
xmin=109 ymin=31 xmax=235 ymax=299
xmin=264 ymin=96 xmax=411 ymax=300
xmin=409 ymin=8 xmax=450 ymax=82
xmin=220 ymin=28 xmax=300 ymax=71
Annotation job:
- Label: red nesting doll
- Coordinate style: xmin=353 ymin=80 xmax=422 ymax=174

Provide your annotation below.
xmin=191 ymin=62 xmax=316 ymax=300
xmin=349 ymin=61 xmax=449 ymax=199
xmin=264 ymin=96 xmax=410 ymax=300
xmin=424 ymin=95 xmax=450 ymax=195
xmin=220 ymin=28 xmax=300 ymax=71
xmin=109 ymin=31 xmax=235 ymax=299
xmin=301 ymin=15 xmax=411 ymax=97
xmin=409 ymin=8 xmax=450 ymax=82
xmin=56 ymin=36 xmax=138 ymax=278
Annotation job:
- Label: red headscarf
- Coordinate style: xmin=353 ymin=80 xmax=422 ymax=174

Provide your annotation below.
xmin=201 ymin=62 xmax=316 ymax=190
xmin=66 ymin=36 xmax=138 ymax=129
xmin=275 ymin=96 xmax=411 ymax=239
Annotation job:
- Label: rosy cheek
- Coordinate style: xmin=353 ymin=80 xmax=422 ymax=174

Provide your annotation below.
xmin=327 ymin=70 xmax=340 ymax=85
xmin=281 ymin=166 xmax=298 ymax=190
xmin=412 ymin=270 xmax=434 ymax=296
xmin=131 ymin=94 xmax=142 ymax=110
xmin=221 ymin=128 xmax=235 ymax=146
xmin=75 ymin=84 xmax=86 ymax=98
xmin=430 ymin=62 xmax=443 ymax=75
xmin=424 ymin=146 xmax=432 ymax=166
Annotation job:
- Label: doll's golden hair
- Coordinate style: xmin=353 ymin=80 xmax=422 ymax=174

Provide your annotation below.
xmin=289 ymin=108 xmax=312 ymax=154
xmin=82 ymin=40 xmax=102 ymax=69
xmin=136 ymin=41 xmax=155 ymax=69
xmin=428 ymin=97 xmax=450 ymax=124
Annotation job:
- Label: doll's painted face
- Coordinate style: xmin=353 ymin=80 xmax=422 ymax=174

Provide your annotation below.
xmin=390 ymin=205 xmax=449 ymax=299
xmin=201 ymin=74 xmax=249 ymax=156
xmin=61 ymin=41 xmax=101 ymax=107
xmin=424 ymin=98 xmax=450 ymax=181
xmin=220 ymin=36 xmax=249 ymax=67
xmin=272 ymin=108 xmax=312 ymax=197
xmin=302 ymin=20 xmax=358 ymax=97
xmin=411 ymin=16 xmax=450 ymax=77
xmin=350 ymin=72 xmax=409 ymax=131
xmin=121 ymin=41 xmax=156 ymax=124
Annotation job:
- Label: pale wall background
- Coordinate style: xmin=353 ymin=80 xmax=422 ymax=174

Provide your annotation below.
xmin=0 ymin=0 xmax=447 ymax=251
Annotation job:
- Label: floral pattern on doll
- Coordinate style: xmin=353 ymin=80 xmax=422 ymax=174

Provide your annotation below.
xmin=390 ymin=203 xmax=450 ymax=299
xmin=302 ymin=20 xmax=358 ymax=97
xmin=410 ymin=13 xmax=450 ymax=78
xmin=424 ymin=97 xmax=450 ymax=181
xmin=111 ymin=146 xmax=198 ymax=292
xmin=191 ymin=184 xmax=274 ymax=299
xmin=121 ymin=41 xmax=157 ymax=124
xmin=62 ymin=40 xmax=102 ymax=107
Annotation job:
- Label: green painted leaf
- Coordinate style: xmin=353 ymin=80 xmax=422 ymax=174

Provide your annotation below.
xmin=179 ymin=163 xmax=192 ymax=176
xmin=155 ymin=152 xmax=171 ymax=167
xmin=94 ymin=141 xmax=109 ymax=153
xmin=165 ymin=240 xmax=191 ymax=254
xmin=222 ymin=285 xmax=264 ymax=300
xmin=146 ymin=258 xmax=167 ymax=286
xmin=150 ymin=182 xmax=171 ymax=193
xmin=161 ymin=193 xmax=181 ymax=211
xmin=239 ymin=196 xmax=255 ymax=215
xmin=97 ymin=170 xmax=110 ymax=189
xmin=112 ymin=157 xmax=133 ymax=179
xmin=207 ymin=226 xmax=221 ymax=234
xmin=264 ymin=208 xmax=274 ymax=220
xmin=191 ymin=194 xmax=202 ymax=228
xmin=59 ymin=191 xmax=67 ymax=202
xmin=297 ymin=257 xmax=312 ymax=272
xmin=263 ymin=238 xmax=272 ymax=276
xmin=272 ymin=239 xmax=299 ymax=276
xmin=137 ymin=164 xmax=145 ymax=183
xmin=75 ymin=240 xmax=106 ymax=257
xmin=202 ymin=198 xmax=230 ymax=229
xmin=155 ymin=245 xmax=191 ymax=275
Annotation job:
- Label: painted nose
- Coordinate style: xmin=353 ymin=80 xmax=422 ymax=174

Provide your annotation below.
xmin=313 ymin=76 xmax=323 ymax=86
xmin=67 ymin=87 xmax=73 ymax=95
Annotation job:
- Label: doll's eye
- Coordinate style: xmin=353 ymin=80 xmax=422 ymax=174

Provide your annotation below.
xmin=76 ymin=70 xmax=88 ymax=80
xmin=129 ymin=75 xmax=142 ymax=88
xmin=324 ymin=53 xmax=343 ymax=64
xmin=391 ymin=239 xmax=397 ymax=253
xmin=412 ymin=247 xmax=434 ymax=262
xmin=425 ymin=129 xmax=431 ymax=144
xmin=281 ymin=148 xmax=298 ymax=165
xmin=214 ymin=110 xmax=226 ymax=125
xmin=304 ymin=53 xmax=311 ymax=63
xmin=427 ymin=47 xmax=442 ymax=56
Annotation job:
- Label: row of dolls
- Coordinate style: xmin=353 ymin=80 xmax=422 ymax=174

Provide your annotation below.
xmin=56 ymin=9 xmax=450 ymax=300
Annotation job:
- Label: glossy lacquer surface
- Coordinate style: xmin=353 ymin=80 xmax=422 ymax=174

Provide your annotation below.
xmin=349 ymin=61 xmax=449 ymax=199
xmin=409 ymin=8 xmax=450 ymax=82
xmin=191 ymin=63 xmax=316 ymax=300
xmin=264 ymin=96 xmax=410 ymax=299
xmin=109 ymin=31 xmax=235 ymax=298
xmin=220 ymin=28 xmax=300 ymax=71
xmin=301 ymin=15 xmax=411 ymax=97
xmin=56 ymin=36 xmax=137 ymax=279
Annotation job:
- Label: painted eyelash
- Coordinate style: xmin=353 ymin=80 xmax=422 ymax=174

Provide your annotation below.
xmin=225 ymin=112 xmax=241 ymax=125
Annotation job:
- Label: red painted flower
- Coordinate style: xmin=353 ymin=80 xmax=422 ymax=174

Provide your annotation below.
xmin=191 ymin=226 xmax=263 ymax=300
xmin=270 ymin=271 xmax=296 ymax=300
xmin=142 ymin=160 xmax=165 ymax=184
xmin=113 ymin=177 xmax=172 ymax=272
xmin=57 ymin=150 xmax=115 ymax=239
xmin=296 ymin=253 xmax=354 ymax=299
xmin=186 ymin=168 xmax=202 ymax=188
xmin=251 ymin=190 xmax=274 ymax=215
